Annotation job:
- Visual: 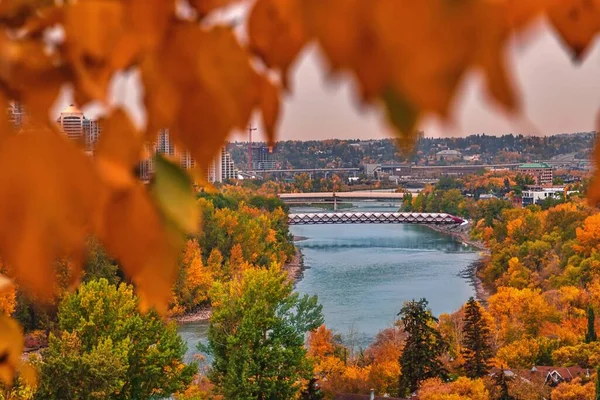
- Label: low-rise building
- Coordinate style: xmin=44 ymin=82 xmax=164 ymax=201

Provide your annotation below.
xmin=517 ymin=162 xmax=553 ymax=185
xmin=435 ymin=149 xmax=462 ymax=162
xmin=522 ymin=187 xmax=577 ymax=206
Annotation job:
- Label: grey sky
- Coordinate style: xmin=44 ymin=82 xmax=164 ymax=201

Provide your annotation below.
xmin=55 ymin=22 xmax=600 ymax=142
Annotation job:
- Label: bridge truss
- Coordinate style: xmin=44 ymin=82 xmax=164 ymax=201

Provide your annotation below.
xmin=288 ymin=212 xmax=465 ymax=225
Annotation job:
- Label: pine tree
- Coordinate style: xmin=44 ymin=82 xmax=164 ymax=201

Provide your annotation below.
xmin=461 ymin=297 xmax=493 ymax=378
xmin=397 ymin=298 xmax=448 ymax=397
xmin=586 ymin=305 xmax=597 ymax=343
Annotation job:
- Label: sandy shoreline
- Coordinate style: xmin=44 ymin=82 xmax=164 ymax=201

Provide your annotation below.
xmin=173 ymin=243 xmax=306 ymax=324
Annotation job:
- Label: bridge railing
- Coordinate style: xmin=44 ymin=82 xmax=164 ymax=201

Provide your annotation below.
xmin=288 ymin=212 xmax=464 ymax=225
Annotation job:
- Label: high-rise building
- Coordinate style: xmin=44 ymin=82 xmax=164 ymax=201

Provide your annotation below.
xmin=251 ymin=144 xmax=276 ymax=170
xmin=57 ymin=104 xmax=85 ymax=141
xmin=7 ymin=101 xmax=26 ymax=130
xmin=143 ymin=128 xmax=235 ymax=183
xmin=221 ymin=147 xmax=236 ymax=181
xmin=83 ymin=119 xmax=102 ymax=155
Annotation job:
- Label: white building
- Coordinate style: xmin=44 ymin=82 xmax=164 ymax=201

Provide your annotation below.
xmin=147 ymin=129 xmax=235 ymax=183
xmin=57 ymin=104 xmax=85 ymax=141
xmin=522 ymin=187 xmax=577 ymax=206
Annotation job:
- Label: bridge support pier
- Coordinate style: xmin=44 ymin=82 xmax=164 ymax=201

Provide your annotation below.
xmin=333 ymin=193 xmax=337 ymax=211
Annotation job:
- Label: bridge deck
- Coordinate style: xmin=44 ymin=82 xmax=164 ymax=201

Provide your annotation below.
xmin=279 ymin=191 xmax=405 ymax=200
xmin=288 ymin=212 xmax=464 ymax=225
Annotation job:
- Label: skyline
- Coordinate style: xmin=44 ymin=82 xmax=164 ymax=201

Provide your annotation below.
xmin=52 ymin=21 xmax=600 ymax=143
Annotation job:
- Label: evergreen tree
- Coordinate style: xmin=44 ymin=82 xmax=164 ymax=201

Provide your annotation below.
xmin=586 ymin=305 xmax=597 ymax=343
xmin=397 ymin=298 xmax=448 ymax=397
xmin=461 ymin=297 xmax=494 ymax=378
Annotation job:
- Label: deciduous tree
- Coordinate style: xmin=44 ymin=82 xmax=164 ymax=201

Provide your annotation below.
xmin=35 ymin=279 xmax=196 ymax=399
xmin=206 ymin=267 xmax=324 ymax=399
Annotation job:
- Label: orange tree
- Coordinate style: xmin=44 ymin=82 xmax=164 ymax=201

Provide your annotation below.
xmin=0 ymin=0 xmax=599 ymax=386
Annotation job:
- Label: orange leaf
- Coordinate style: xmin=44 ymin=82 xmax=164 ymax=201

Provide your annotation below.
xmin=97 ymin=184 xmax=182 ymax=314
xmin=95 ymin=109 xmax=143 ymax=189
xmin=143 ymin=24 xmax=262 ymax=167
xmin=259 ymin=76 xmax=280 ymax=147
xmin=0 ymin=128 xmax=104 ymax=301
xmin=248 ymin=0 xmax=308 ymax=88
xmin=547 ymin=0 xmax=600 ymax=61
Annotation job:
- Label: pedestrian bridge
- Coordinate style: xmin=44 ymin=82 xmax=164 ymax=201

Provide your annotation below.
xmin=288 ymin=212 xmax=465 ymax=225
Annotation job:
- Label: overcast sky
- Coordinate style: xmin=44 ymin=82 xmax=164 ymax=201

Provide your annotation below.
xmin=55 ymin=21 xmax=600 ymax=142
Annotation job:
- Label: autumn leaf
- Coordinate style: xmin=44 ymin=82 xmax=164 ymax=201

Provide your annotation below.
xmin=248 ymin=0 xmax=308 ymax=88
xmin=143 ymin=24 xmax=263 ymax=167
xmin=547 ymin=0 xmax=600 ymax=61
xmin=95 ymin=108 xmax=143 ymax=189
xmin=0 ymin=315 xmax=23 ymax=385
xmin=97 ymin=183 xmax=181 ymax=314
xmin=151 ymin=154 xmax=199 ymax=235
xmin=0 ymin=128 xmax=103 ymax=301
xmin=259 ymin=76 xmax=280 ymax=146
xmin=381 ymin=88 xmax=419 ymax=150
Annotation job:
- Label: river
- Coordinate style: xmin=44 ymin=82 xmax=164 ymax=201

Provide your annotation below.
xmin=178 ymin=206 xmax=481 ymax=360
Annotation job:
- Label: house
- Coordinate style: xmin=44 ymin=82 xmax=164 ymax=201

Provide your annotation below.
xmin=490 ymin=366 xmax=589 ymax=387
xmin=435 ymin=149 xmax=462 ymax=162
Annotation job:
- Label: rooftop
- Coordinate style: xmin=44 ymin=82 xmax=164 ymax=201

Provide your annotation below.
xmin=518 ymin=162 xmax=551 ymax=169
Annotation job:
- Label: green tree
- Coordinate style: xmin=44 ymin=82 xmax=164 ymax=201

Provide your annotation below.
xmin=83 ymin=239 xmax=121 ymax=285
xmin=205 ymin=267 xmax=324 ymax=399
xmin=397 ymin=298 xmax=448 ymax=397
xmin=461 ymin=297 xmax=493 ymax=378
xmin=35 ymin=279 xmax=196 ymax=399
xmin=586 ymin=306 xmax=597 ymax=344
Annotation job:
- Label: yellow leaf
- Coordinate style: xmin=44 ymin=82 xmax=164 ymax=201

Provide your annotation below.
xmin=0 ymin=315 xmax=23 ymax=385
xmin=547 ymin=0 xmax=600 ymax=61
xmin=97 ymin=183 xmax=181 ymax=314
xmin=18 ymin=362 xmax=37 ymax=389
xmin=248 ymin=0 xmax=308 ymax=88
xmin=0 ymin=128 xmax=103 ymax=301
xmin=151 ymin=154 xmax=199 ymax=235
xmin=95 ymin=108 xmax=143 ymax=189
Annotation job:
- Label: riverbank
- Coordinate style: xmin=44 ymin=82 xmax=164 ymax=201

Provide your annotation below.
xmin=425 ymin=223 xmax=491 ymax=302
xmin=173 ymin=244 xmax=306 ymax=324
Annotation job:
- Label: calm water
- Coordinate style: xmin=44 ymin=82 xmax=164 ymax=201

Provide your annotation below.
xmin=179 ymin=206 xmax=480 ymax=357
xmin=292 ymin=223 xmax=479 ymax=347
